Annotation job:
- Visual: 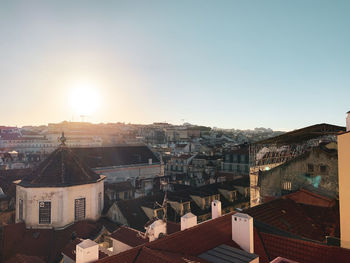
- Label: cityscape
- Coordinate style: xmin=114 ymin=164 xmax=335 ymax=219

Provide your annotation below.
xmin=1 ymin=1 xmax=350 ymax=263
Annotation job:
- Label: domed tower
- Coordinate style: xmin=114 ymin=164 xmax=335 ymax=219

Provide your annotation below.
xmin=14 ymin=133 xmax=106 ymax=229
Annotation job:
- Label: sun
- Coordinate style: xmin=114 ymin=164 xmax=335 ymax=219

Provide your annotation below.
xmin=69 ymin=82 xmax=100 ymax=116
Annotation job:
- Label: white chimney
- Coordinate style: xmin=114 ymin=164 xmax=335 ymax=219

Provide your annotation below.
xmin=76 ymin=239 xmax=99 ymax=263
xmin=232 ymin=213 xmax=254 ymax=253
xmin=181 ymin=212 xmax=197 ymax=230
xmin=148 ymin=158 xmax=153 ymax=165
xmin=211 ymin=200 xmax=222 ymax=219
xmin=346 ymin=111 xmax=350 ymax=132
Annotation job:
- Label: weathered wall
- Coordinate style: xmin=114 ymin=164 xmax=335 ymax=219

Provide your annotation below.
xmin=259 ymin=147 xmax=338 ymax=201
xmin=16 ymin=180 xmax=104 ymax=229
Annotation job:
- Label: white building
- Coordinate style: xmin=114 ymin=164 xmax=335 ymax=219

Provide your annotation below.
xmin=14 ymin=135 xmax=106 ymax=229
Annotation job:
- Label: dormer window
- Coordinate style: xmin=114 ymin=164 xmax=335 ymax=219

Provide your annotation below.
xmin=204 ymin=197 xmax=210 ymax=209
xmin=182 ymin=202 xmax=191 ymax=215
xmin=231 ymin=191 xmax=237 ymax=202
xmin=155 ymin=208 xmax=165 ymax=219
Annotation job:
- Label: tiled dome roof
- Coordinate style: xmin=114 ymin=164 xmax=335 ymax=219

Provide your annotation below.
xmin=19 ymin=146 xmax=102 ymax=187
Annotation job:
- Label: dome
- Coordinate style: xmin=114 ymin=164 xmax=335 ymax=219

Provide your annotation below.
xmin=18 ymin=146 xmax=102 ymax=188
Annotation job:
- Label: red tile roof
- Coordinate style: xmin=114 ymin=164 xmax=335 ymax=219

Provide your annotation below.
xmin=6 ymin=253 xmax=46 ymax=263
xmin=98 ymin=212 xmax=241 ymax=263
xmin=110 ymin=226 xmax=149 ymax=247
xmin=245 ymin=197 xmax=338 ymax=242
xmin=96 ymin=191 xmax=350 ymax=263
xmin=1 ymin=220 xmax=104 ymax=262
xmin=258 ymin=231 xmax=350 ymax=263
xmin=287 ymin=187 xmax=336 ymax=207
xmin=166 ymin=221 xmax=181 ymax=234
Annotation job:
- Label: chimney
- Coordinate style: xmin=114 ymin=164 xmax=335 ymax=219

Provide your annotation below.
xmin=76 ymin=239 xmax=99 ymax=263
xmin=148 ymin=158 xmax=153 ymax=165
xmin=232 ymin=213 xmax=254 ymax=253
xmin=211 ymin=200 xmax=222 ymax=219
xmin=181 ymin=212 xmax=197 ymax=230
xmin=346 ymin=111 xmax=350 ymax=132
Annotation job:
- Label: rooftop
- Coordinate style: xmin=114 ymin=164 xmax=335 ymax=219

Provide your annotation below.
xmin=245 ymin=193 xmax=339 ymax=242
xmin=110 ymin=226 xmax=149 ymax=247
xmin=17 ymin=146 xmax=104 ymax=188
xmin=254 ymin=123 xmax=345 ymax=145
xmin=199 ymin=244 xmax=258 ymax=263
xmin=1 ymin=219 xmax=119 ymax=262
xmin=97 ymin=209 xmax=350 ymax=263
xmin=71 ymin=145 xmax=160 ymax=168
xmin=97 ymin=186 xmax=349 ymax=263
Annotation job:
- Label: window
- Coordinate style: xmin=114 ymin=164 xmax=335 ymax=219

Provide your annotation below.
xmin=231 ymin=191 xmax=237 ymax=201
xmin=124 ymin=191 xmax=129 ymax=199
xmin=19 ymin=199 xmax=23 ymax=221
xmin=308 ymin=164 xmax=314 ymax=173
xmin=39 ymin=201 xmax=51 ymax=224
xmin=232 ymin=155 xmax=238 ymax=162
xmin=320 ymin=165 xmax=328 ymax=174
xmin=282 ymin=181 xmax=292 ymax=191
xmin=204 ymin=197 xmax=210 ymax=208
xmin=75 ymin=198 xmax=86 ymax=221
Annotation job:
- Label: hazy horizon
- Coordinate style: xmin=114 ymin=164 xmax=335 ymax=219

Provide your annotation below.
xmin=1 ymin=0 xmax=349 ymax=130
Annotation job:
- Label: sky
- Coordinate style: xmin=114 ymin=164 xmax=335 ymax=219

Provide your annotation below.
xmin=0 ymin=0 xmax=349 ymax=131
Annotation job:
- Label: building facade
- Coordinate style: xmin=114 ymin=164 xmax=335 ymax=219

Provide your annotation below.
xmin=15 ymin=138 xmax=105 ymax=229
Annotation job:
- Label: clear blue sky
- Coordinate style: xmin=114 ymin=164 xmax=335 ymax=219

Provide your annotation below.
xmin=0 ymin=0 xmax=349 ymax=130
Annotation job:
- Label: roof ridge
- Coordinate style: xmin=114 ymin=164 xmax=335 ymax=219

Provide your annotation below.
xmin=31 ymin=148 xmax=58 ymax=184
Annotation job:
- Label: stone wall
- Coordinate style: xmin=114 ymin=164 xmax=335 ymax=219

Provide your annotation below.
xmin=259 ymin=147 xmax=338 ymax=201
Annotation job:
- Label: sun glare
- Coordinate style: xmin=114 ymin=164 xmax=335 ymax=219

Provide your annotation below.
xmin=69 ymin=82 xmax=100 ymax=116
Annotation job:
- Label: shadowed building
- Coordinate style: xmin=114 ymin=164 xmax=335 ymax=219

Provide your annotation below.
xmin=249 ymin=123 xmax=345 ymax=206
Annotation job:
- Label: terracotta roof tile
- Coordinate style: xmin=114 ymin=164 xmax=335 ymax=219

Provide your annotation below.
xmin=1 ymin=220 xmax=104 ymax=262
xmin=6 ymin=254 xmax=46 ymax=263
xmin=96 ymin=189 xmax=350 ymax=263
xmin=110 ymin=226 xmax=149 ymax=247
xmin=245 ymin=197 xmax=338 ymax=242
